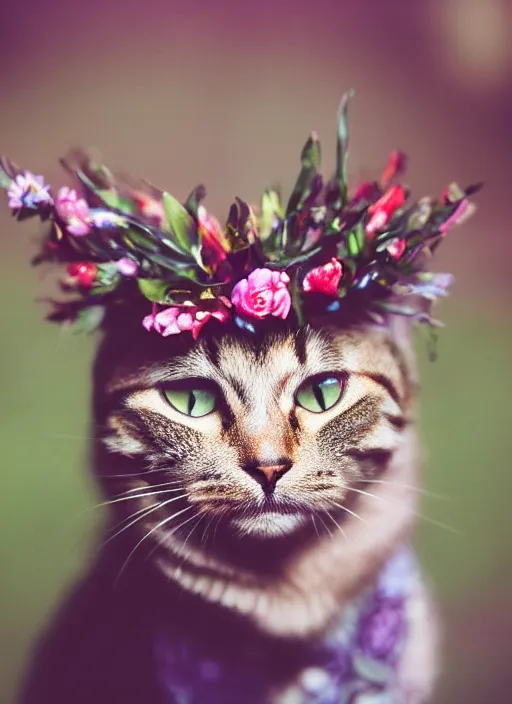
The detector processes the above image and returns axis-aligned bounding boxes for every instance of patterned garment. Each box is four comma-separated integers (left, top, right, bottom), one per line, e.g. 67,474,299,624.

155,547,420,703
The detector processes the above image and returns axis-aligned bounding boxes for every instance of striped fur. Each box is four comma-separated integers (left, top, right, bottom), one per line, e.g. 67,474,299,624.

94,319,429,641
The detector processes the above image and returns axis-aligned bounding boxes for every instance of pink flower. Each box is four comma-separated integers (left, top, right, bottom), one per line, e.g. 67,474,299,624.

142,306,193,336
231,268,291,320
7,172,53,209
303,258,343,296
116,257,139,277
386,239,406,260
143,300,231,340
191,306,231,340
55,186,92,236
366,185,406,237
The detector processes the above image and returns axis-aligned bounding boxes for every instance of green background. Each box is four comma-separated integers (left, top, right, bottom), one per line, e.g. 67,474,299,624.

1,1,512,701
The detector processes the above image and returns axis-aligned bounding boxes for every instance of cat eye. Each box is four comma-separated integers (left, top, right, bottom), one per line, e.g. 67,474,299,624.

162,384,217,418
295,374,344,413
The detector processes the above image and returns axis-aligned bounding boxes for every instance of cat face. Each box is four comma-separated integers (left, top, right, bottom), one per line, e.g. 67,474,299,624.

96,320,413,552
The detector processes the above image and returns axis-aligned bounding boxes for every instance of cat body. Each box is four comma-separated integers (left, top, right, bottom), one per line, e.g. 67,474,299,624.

20,316,438,703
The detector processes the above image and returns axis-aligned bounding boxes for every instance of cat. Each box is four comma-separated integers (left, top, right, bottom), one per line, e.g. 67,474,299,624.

19,302,438,704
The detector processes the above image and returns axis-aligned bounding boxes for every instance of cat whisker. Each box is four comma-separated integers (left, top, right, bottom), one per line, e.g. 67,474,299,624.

178,513,207,565
93,488,188,509
96,468,167,479
329,500,367,523
310,513,321,540
321,509,342,541
101,493,191,547
358,478,450,502
346,486,462,535
200,511,219,548
115,505,195,585
121,480,185,494
102,503,164,548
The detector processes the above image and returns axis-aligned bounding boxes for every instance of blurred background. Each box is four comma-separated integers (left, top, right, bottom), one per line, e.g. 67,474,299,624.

0,0,511,701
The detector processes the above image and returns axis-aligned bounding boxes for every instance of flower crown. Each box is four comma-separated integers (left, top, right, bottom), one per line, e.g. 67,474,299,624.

1,91,479,338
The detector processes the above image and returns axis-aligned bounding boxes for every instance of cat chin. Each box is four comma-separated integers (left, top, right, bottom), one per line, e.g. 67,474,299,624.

230,511,307,539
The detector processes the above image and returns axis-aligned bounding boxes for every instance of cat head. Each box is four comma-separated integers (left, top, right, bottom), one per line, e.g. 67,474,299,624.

93,310,416,553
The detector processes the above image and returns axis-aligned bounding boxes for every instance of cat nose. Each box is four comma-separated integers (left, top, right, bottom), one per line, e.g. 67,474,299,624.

245,460,292,493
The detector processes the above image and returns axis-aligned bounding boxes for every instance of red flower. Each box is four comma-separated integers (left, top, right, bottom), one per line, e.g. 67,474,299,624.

198,206,230,272
131,191,165,227
366,185,406,237
303,258,343,296
351,182,379,205
380,151,407,189
387,239,406,260
66,262,98,289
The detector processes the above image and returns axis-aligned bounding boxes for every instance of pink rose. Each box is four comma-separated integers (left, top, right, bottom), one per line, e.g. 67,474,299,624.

386,239,406,260
303,258,343,296
231,268,291,320
55,186,92,236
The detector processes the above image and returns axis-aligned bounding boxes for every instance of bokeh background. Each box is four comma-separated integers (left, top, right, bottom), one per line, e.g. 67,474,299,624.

1,0,511,701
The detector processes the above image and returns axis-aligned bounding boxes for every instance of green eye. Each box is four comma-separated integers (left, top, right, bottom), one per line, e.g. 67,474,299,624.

296,375,344,413
162,387,217,418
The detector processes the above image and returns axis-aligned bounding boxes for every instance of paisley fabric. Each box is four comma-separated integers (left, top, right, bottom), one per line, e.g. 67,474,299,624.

154,547,420,703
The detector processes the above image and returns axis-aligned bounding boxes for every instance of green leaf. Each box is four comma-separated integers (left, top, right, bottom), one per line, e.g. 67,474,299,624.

444,182,465,202
122,228,161,254
95,189,121,209
0,156,20,187
185,185,207,217
285,132,321,219
352,654,393,686
270,246,322,268
347,231,360,257
290,268,305,326
259,189,283,240
71,305,105,334
95,262,121,288
0,167,12,189
137,278,170,303
162,192,198,252
335,89,355,207
355,221,365,252
225,198,253,251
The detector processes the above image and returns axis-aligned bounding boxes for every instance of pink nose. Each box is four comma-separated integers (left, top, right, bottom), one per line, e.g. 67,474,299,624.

252,461,292,492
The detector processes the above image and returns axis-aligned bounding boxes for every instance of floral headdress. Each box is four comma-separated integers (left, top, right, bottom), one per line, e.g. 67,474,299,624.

1,91,479,338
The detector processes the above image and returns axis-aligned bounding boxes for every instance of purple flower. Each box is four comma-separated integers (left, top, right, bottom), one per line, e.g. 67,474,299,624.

357,596,405,663
7,172,53,210
89,209,128,229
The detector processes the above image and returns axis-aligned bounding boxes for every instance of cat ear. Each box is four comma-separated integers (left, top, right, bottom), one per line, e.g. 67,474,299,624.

386,313,419,386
